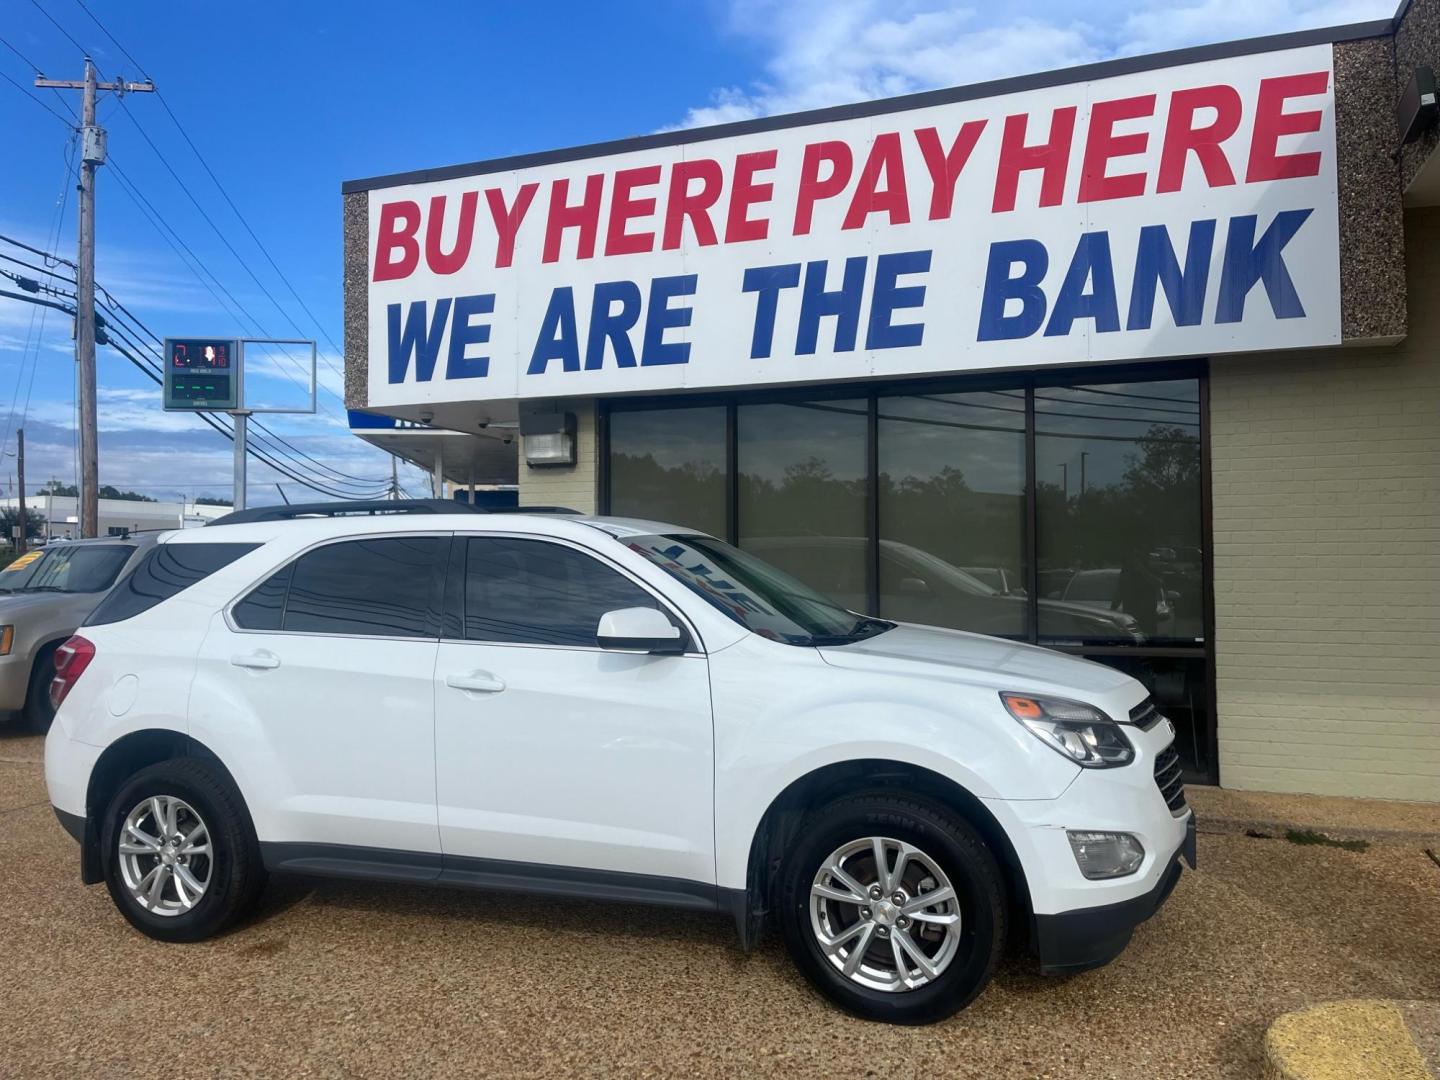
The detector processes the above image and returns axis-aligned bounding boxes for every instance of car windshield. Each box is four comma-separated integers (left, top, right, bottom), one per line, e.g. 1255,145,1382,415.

19,544,134,594
625,533,894,646
0,549,48,592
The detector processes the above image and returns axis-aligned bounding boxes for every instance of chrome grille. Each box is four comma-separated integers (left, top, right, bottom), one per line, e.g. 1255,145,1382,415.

1153,745,1187,815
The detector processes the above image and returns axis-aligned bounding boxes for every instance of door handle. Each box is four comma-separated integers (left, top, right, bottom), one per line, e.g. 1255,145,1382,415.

231,651,280,670
445,670,506,694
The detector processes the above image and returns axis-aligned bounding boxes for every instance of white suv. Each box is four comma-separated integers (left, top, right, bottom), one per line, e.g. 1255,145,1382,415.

45,512,1194,1024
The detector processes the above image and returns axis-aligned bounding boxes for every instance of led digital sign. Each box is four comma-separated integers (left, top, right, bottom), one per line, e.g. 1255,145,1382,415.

162,337,239,410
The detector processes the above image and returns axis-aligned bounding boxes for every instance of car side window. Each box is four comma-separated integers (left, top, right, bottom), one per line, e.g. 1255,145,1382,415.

233,537,444,639
461,536,663,647
231,561,293,631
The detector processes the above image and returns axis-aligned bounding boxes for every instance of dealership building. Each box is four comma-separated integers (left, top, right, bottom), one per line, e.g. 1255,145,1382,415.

342,6,1440,802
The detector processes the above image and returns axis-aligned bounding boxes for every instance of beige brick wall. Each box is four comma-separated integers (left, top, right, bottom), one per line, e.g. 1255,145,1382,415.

517,402,599,514
1210,208,1440,802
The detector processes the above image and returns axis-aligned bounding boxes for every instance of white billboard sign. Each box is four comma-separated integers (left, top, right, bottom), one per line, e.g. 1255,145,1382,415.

363,43,1339,408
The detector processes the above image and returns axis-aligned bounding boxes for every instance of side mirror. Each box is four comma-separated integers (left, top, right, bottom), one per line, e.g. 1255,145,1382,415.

597,607,685,654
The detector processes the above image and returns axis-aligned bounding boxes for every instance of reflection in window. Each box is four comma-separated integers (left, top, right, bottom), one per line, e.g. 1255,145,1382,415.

1098,655,1210,778
609,408,726,536
738,400,868,608
878,392,1027,637
1035,381,1204,644
283,537,442,638
463,537,660,647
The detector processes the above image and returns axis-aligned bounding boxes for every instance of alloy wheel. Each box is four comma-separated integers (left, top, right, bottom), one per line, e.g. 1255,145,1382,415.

808,835,962,992
117,795,213,917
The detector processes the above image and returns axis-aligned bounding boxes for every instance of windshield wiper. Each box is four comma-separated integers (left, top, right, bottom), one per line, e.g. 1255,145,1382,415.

808,617,895,647
21,585,65,593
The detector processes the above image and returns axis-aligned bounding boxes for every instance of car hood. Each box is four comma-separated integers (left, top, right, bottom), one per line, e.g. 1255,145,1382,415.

0,590,98,622
817,622,1142,699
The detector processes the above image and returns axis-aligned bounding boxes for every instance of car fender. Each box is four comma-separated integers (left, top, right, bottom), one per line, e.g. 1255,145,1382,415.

709,636,1079,890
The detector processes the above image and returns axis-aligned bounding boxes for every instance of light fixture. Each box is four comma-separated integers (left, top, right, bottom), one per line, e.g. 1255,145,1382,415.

520,411,576,468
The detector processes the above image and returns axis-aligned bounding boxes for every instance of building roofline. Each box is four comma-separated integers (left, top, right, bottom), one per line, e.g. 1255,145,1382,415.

341,18,1395,195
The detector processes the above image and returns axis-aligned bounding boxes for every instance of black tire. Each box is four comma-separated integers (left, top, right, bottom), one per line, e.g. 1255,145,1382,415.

100,758,266,943
777,792,1007,1024
21,646,57,732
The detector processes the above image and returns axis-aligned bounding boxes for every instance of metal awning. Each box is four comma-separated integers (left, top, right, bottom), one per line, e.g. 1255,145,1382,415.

349,413,517,486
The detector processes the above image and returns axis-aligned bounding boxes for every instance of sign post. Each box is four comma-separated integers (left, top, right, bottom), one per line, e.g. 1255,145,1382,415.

163,337,317,511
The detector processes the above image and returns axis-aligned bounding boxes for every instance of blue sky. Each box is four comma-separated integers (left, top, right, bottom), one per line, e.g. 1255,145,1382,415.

0,0,1393,504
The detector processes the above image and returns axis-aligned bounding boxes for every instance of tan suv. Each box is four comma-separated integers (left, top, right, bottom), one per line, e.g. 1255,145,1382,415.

0,534,158,729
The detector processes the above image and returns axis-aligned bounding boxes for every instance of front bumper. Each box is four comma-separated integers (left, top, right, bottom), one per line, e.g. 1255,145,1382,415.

0,653,32,711
1034,813,1195,973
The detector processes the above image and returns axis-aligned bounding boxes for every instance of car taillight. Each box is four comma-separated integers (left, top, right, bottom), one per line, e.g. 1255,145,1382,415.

49,635,96,711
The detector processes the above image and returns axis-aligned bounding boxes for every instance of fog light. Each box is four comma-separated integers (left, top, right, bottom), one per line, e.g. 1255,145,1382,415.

1067,831,1145,879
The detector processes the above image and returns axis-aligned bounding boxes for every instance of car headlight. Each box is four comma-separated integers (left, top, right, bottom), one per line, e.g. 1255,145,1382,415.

0,625,12,656
999,692,1134,768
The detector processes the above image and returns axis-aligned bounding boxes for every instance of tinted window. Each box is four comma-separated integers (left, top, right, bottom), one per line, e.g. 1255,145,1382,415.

87,543,259,626
281,537,443,638
24,544,134,594
463,537,661,647
231,561,293,631
1036,380,1203,643
608,407,727,536
738,400,868,601
878,391,1027,638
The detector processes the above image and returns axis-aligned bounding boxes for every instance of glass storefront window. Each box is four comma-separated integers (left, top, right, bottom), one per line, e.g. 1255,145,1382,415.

737,400,868,609
1035,381,1204,645
608,407,726,537
877,392,1027,638
605,372,1214,782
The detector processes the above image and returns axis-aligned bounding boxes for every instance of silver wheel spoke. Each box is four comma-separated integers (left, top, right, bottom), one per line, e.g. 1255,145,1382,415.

870,837,891,892
818,918,868,955
174,865,205,905
889,932,908,983
842,922,877,976
149,797,170,840
827,862,868,900
890,843,913,893
123,823,160,850
907,908,960,926
146,865,170,909
904,885,956,914
895,928,940,982
811,882,863,905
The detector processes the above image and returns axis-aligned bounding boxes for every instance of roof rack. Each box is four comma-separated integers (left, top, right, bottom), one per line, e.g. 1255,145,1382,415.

205,499,578,526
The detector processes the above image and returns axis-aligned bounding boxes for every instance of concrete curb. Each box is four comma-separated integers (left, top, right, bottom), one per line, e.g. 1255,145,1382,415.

1262,1000,1437,1080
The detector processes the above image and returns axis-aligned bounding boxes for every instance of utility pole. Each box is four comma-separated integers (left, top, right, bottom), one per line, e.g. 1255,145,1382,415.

36,60,154,537
16,429,27,556
391,454,399,500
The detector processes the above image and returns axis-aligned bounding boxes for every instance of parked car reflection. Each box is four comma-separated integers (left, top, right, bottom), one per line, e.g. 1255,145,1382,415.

743,536,1147,643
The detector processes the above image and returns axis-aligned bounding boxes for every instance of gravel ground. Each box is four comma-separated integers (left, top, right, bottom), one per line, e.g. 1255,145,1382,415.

1,727,1436,1080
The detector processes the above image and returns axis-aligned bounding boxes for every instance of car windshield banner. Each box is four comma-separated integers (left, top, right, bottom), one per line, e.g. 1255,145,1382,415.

362,43,1339,407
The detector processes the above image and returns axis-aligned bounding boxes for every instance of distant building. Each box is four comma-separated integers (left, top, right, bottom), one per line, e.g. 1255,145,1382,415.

0,494,230,538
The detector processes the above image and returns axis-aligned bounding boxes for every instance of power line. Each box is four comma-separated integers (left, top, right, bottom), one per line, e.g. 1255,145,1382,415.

0,246,393,495
0,67,73,125
0,31,45,73
26,4,344,414
70,0,149,77
65,2,346,372
27,0,90,57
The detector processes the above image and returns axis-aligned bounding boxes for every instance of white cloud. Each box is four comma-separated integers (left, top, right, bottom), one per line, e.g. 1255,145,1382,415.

673,0,1395,128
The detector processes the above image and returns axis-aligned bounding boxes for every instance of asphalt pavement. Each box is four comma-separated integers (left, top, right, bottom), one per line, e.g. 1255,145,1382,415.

1,726,1436,1079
